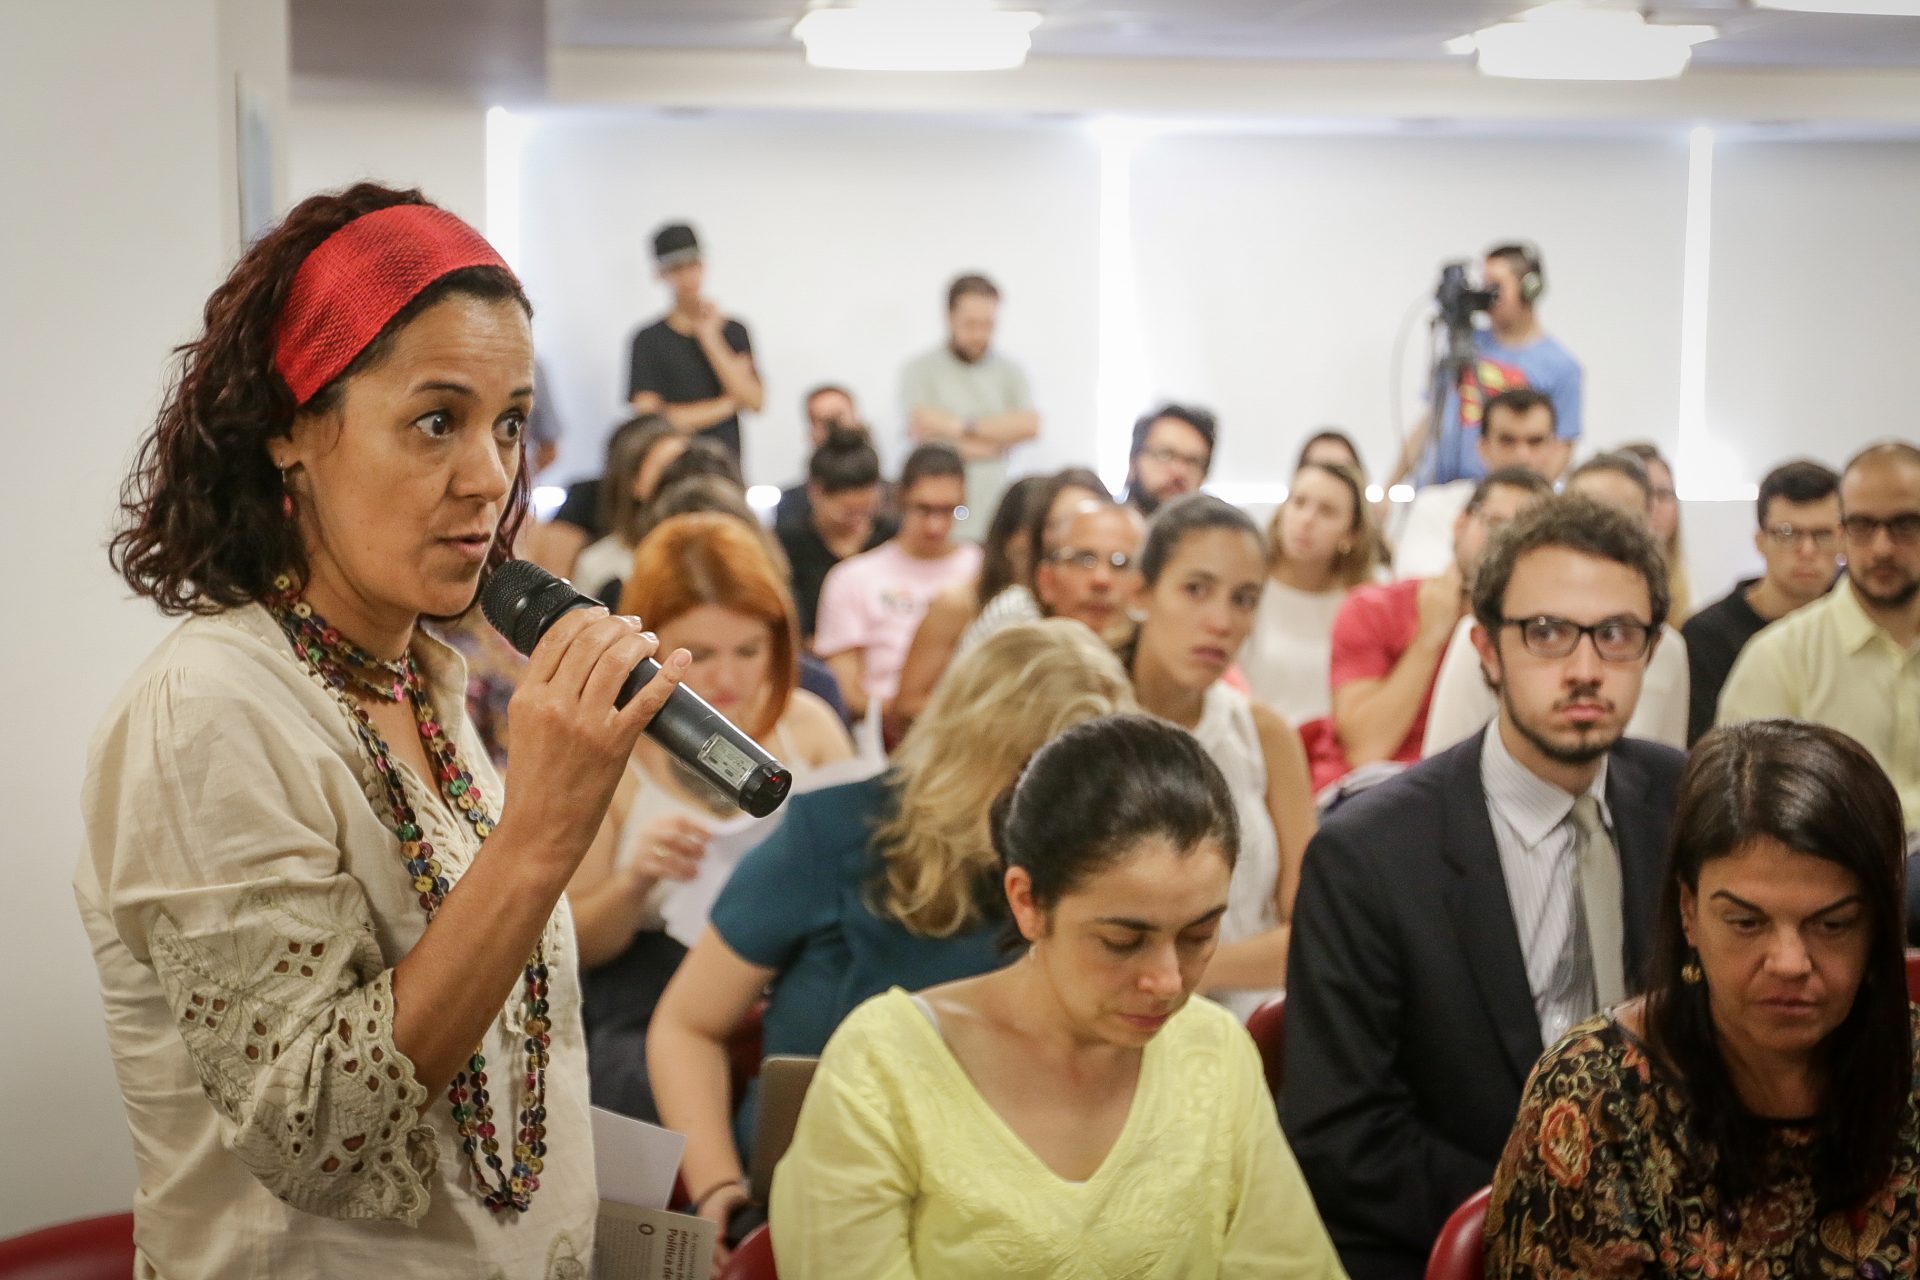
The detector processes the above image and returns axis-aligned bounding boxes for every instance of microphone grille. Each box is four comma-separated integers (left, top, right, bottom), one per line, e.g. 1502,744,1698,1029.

481,559,558,652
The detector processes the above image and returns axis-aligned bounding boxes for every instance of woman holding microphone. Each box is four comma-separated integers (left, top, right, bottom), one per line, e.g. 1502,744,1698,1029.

80,183,680,1278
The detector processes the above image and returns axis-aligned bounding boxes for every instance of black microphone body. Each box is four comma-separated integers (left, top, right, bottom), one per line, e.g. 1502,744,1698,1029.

481,560,793,818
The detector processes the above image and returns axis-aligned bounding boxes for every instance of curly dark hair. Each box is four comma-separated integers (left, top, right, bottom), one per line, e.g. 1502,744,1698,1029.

110,182,532,615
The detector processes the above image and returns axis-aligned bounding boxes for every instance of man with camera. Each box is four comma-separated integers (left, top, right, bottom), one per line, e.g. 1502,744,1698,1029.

1390,243,1584,493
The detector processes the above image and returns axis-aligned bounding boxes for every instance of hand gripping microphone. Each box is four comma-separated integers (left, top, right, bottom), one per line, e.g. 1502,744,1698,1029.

481,559,793,818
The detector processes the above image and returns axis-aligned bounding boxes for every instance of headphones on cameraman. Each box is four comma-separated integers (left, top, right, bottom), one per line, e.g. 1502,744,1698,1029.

1488,241,1546,305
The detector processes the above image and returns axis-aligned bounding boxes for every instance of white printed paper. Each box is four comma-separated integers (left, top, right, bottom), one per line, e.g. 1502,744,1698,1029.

591,1105,685,1211
657,751,888,948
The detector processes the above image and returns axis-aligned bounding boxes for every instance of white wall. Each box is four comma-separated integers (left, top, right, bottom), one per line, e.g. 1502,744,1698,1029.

510,108,1103,489
0,0,287,1238
1703,137,1920,482
287,96,489,228
1124,131,1690,488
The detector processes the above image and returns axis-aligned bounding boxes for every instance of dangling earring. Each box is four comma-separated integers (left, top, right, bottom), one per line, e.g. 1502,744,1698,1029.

280,465,297,520
1681,953,1703,985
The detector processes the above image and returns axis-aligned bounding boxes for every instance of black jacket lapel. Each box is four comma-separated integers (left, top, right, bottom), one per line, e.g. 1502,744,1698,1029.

1435,732,1546,1085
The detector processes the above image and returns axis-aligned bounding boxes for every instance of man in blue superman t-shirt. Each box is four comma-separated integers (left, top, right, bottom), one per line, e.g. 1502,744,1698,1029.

1398,243,1584,489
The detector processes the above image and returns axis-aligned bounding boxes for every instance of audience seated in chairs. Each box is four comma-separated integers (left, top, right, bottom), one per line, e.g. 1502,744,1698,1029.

1321,467,1550,791
1718,441,1920,834
565,413,681,593
1486,720,1920,1278
1393,388,1564,582
1120,494,1316,1015
774,425,894,645
566,514,854,1123
812,442,980,722
959,468,1112,655
1284,495,1686,1279
639,476,848,723
887,472,1055,737
646,620,1133,1264
1240,460,1384,727
769,714,1344,1278
1681,458,1841,746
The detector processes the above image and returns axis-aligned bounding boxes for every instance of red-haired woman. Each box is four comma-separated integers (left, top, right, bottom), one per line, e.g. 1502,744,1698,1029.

567,513,854,1122
81,184,683,1277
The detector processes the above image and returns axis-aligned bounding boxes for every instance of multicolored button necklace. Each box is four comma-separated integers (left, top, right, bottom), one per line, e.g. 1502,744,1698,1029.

266,576,552,1215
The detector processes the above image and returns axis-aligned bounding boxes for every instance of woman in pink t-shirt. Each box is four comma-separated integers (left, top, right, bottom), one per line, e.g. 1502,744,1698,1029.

813,443,981,721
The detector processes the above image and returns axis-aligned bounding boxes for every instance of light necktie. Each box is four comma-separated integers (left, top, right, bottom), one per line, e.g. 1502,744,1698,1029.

1570,794,1626,1008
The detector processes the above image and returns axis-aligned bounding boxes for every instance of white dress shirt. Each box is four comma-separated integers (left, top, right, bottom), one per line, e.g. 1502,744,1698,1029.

1480,723,1614,1049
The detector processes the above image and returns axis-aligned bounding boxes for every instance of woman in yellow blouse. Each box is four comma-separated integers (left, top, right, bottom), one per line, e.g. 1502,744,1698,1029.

769,713,1345,1278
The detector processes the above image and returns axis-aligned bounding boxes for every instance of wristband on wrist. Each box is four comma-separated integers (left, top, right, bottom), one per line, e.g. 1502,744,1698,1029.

692,1177,746,1211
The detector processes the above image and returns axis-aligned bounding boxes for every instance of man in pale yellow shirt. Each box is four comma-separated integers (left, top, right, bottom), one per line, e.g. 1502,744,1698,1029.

1718,441,1920,830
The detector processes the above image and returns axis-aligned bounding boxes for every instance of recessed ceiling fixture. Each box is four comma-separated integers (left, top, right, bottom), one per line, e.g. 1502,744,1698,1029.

1454,3,1717,80
1752,0,1920,12
793,1,1043,72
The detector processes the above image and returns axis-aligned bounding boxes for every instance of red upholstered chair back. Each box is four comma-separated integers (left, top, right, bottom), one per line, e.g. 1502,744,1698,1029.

720,1223,777,1280
0,1213,136,1280
1424,1186,1491,1280
1905,949,1920,1002
1244,993,1287,1098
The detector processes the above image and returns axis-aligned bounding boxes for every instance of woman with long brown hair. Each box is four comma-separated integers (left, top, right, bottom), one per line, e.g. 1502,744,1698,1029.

1240,461,1383,726
82,184,682,1276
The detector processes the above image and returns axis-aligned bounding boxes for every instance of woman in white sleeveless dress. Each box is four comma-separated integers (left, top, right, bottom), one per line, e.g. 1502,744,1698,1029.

1239,461,1384,726
565,514,853,1120
1121,495,1318,1018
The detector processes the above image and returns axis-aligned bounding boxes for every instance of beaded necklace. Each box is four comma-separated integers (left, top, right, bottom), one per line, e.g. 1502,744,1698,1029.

266,577,551,1215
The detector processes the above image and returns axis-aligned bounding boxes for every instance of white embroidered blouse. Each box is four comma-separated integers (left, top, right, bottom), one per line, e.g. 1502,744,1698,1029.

76,605,596,1280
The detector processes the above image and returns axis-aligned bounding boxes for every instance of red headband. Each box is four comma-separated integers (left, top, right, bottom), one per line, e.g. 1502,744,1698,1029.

273,204,516,406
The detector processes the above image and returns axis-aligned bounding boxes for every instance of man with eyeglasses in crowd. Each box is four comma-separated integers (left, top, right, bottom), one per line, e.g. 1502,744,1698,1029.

813,443,981,722
1681,459,1842,745
1122,403,1215,517
1285,494,1686,1280
1033,499,1145,640
1317,467,1552,791
1425,451,1691,754
1719,441,1920,832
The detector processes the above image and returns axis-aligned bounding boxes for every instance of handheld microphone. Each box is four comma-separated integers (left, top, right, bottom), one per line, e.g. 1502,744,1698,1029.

481,559,793,818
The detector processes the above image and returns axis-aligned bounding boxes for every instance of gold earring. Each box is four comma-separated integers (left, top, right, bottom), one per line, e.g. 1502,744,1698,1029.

1681,955,1703,985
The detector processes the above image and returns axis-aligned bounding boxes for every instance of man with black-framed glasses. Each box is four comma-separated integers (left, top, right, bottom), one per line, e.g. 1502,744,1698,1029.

1122,404,1215,517
1720,442,1920,830
1682,459,1841,745
1285,495,1684,1279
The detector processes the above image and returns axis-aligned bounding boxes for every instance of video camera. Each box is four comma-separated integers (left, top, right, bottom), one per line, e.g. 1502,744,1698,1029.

1435,261,1496,334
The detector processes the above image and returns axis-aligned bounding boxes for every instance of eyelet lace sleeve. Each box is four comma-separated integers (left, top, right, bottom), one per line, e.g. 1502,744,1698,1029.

148,881,435,1222
85,660,438,1223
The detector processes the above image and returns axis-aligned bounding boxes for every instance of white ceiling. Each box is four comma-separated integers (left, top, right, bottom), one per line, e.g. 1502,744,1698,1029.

288,0,1920,104
552,0,1920,69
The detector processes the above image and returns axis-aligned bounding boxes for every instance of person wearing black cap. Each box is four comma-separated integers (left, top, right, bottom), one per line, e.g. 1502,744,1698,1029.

627,221,763,461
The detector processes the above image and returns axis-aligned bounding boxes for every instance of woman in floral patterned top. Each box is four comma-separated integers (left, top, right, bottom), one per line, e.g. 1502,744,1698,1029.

1487,719,1918,1280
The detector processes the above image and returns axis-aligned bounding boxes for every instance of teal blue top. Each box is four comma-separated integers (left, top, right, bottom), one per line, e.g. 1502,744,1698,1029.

710,774,1007,1144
